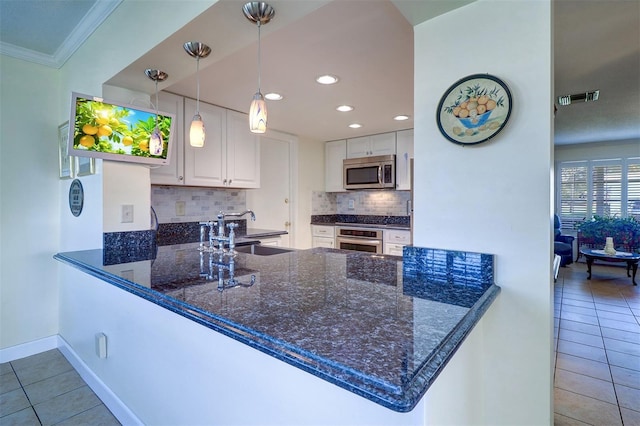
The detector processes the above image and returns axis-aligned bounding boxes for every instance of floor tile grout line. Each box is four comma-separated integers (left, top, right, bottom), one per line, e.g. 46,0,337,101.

8,361,44,425
554,270,632,425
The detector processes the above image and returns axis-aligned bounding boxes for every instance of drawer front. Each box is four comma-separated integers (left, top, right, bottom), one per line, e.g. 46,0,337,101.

385,230,411,244
312,225,335,238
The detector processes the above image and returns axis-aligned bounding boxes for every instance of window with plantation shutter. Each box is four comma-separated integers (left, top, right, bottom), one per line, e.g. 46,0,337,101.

559,162,587,230
591,160,622,218
557,157,640,229
628,160,640,220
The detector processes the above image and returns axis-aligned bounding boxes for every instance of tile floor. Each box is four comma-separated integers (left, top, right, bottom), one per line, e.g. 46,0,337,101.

554,261,640,425
0,349,120,425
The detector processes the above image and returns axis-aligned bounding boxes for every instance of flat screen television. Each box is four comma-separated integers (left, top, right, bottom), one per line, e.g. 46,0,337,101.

68,92,175,166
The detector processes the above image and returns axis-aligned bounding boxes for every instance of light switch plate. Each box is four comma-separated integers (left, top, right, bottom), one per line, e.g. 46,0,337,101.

176,201,186,216
121,205,134,223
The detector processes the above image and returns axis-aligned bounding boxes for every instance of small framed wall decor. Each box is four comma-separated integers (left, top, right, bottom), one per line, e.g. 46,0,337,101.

436,74,512,146
58,122,73,179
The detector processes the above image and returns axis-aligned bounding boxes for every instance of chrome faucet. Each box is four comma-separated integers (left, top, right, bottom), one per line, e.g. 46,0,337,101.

223,210,256,222
198,210,256,254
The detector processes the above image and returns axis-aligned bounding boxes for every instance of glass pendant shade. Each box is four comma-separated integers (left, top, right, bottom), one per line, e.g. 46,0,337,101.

190,114,206,147
249,92,267,134
149,129,163,156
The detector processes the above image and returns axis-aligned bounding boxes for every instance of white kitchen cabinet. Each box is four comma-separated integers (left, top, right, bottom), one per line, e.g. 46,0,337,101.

182,99,260,188
325,140,347,192
395,129,413,190
346,132,396,158
150,92,185,185
383,229,411,256
311,225,335,248
225,109,260,188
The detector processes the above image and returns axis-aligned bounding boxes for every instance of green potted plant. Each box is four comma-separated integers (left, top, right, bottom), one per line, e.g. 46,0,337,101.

577,215,640,253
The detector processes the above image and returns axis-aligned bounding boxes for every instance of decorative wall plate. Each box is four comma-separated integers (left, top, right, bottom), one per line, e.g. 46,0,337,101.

437,74,512,145
69,179,84,217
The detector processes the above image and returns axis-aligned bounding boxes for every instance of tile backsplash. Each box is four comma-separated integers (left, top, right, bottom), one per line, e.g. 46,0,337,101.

312,190,411,216
151,185,246,224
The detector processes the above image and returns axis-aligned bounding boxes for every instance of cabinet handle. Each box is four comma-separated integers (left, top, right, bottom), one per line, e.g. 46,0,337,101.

223,179,227,185
228,179,232,185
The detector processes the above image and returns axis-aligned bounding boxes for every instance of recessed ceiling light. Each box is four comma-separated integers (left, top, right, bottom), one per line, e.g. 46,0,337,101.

336,105,353,112
348,123,362,129
316,74,339,85
265,92,283,101
394,115,410,121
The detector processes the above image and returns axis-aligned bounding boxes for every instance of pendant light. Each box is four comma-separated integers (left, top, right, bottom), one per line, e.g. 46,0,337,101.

183,41,211,147
145,68,168,156
243,2,275,134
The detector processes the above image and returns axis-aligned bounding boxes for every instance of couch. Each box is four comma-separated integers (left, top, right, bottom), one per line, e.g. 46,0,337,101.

554,215,574,267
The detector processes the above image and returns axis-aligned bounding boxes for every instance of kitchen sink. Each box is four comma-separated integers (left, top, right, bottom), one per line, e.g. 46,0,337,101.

235,245,293,256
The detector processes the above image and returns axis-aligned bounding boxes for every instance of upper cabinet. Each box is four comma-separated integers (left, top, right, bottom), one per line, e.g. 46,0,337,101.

325,129,413,192
151,95,260,189
346,132,396,158
325,139,347,192
150,92,185,185
395,129,414,191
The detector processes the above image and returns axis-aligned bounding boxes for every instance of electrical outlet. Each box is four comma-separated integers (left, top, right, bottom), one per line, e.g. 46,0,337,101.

121,205,134,223
348,199,355,210
176,201,186,216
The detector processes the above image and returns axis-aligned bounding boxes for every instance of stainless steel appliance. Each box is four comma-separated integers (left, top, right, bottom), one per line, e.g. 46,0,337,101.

336,226,383,254
343,155,395,190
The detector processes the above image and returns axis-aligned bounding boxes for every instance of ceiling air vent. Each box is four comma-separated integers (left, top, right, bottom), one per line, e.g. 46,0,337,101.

557,90,599,106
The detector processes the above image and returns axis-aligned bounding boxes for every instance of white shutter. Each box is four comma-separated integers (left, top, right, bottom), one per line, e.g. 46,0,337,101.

559,162,588,230
627,159,640,220
591,160,622,218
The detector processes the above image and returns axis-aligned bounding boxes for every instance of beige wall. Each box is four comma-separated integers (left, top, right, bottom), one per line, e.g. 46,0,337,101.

0,0,217,350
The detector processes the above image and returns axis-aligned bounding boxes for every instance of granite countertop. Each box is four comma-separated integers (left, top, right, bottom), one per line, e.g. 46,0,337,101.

310,214,411,230
54,243,499,412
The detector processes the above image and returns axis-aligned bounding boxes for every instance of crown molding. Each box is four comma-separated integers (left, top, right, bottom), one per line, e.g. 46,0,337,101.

0,0,122,69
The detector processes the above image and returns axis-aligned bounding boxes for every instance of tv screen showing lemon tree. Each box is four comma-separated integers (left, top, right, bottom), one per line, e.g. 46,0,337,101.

68,92,175,166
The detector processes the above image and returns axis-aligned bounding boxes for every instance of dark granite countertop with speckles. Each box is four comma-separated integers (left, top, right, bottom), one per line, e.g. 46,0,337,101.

54,243,499,412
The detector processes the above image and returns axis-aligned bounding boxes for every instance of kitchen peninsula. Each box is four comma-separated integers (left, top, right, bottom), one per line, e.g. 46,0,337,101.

55,243,499,424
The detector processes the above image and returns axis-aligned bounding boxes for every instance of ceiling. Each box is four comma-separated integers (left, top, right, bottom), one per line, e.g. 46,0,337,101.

1,0,638,145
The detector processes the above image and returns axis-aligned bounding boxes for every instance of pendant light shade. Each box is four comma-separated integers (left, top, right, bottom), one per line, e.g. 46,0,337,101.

183,41,211,147
249,92,267,134
243,2,274,134
190,114,206,148
145,68,168,156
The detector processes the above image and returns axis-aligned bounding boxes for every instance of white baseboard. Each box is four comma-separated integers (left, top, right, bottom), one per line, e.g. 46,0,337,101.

0,335,142,426
0,335,58,363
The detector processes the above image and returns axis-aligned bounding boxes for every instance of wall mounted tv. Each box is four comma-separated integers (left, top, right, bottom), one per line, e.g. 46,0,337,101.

68,92,175,166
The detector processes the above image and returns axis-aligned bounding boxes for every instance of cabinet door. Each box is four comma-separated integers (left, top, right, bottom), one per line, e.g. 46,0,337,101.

325,140,347,192
384,243,404,256
369,132,396,156
395,129,413,190
226,110,260,188
151,92,185,185
346,136,370,158
346,133,396,158
312,236,334,248
184,99,226,187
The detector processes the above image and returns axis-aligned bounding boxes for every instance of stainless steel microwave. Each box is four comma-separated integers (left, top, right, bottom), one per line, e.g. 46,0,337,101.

343,155,395,190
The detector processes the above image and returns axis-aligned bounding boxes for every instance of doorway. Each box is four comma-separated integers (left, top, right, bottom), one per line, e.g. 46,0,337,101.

246,130,297,247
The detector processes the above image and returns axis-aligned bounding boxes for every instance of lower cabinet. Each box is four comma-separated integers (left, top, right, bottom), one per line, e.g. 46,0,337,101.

311,225,335,248
383,229,411,255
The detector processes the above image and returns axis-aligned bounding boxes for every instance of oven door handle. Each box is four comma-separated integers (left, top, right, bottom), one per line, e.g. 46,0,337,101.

377,165,382,186
337,238,382,246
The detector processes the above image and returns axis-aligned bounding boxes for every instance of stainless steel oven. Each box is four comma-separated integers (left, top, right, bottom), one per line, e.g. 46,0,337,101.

335,226,383,254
